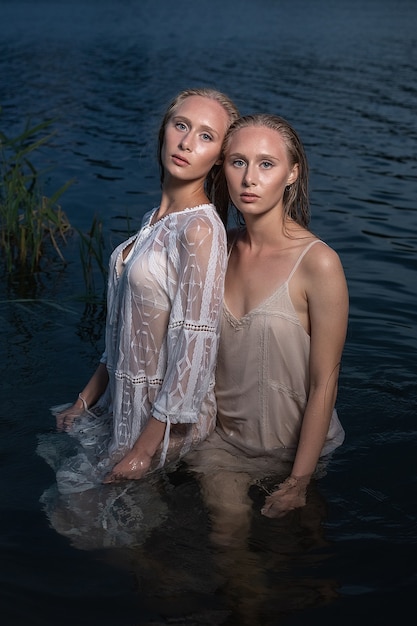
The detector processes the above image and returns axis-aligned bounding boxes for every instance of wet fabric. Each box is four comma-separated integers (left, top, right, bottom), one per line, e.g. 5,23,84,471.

38,204,227,495
188,239,345,476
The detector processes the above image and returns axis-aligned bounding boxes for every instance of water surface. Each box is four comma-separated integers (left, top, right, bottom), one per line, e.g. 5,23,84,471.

1,0,416,624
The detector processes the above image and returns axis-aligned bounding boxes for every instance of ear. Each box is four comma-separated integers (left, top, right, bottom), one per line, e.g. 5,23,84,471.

287,163,299,185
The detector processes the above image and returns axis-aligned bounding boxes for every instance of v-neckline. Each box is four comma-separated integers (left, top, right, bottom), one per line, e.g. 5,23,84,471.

223,280,288,324
223,239,321,324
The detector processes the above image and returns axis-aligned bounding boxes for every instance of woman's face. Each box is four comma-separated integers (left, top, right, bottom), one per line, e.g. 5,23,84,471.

224,125,298,219
161,95,230,184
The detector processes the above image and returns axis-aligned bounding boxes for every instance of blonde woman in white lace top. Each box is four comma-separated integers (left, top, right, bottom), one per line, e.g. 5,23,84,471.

54,88,240,488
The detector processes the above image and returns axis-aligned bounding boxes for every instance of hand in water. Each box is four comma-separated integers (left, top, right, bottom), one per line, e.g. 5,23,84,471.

104,416,165,483
261,475,310,519
103,449,152,483
55,392,91,432
56,403,84,432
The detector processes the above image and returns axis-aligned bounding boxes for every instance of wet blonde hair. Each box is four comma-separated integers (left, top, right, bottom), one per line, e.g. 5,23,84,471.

223,113,310,228
157,88,240,225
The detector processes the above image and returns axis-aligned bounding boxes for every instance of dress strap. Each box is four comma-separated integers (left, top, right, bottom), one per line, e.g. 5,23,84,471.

287,239,325,283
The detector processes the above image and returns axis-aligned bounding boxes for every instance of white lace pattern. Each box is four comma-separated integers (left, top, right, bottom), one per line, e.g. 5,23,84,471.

97,203,227,465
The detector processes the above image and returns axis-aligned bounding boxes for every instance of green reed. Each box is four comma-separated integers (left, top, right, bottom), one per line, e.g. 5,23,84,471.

0,110,114,302
0,110,73,271
78,214,108,299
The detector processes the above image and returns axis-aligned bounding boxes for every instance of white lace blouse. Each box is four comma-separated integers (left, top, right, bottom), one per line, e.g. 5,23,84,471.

97,203,227,467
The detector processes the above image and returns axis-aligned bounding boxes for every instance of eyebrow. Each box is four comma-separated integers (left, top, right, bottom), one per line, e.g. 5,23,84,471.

227,151,279,161
172,115,220,138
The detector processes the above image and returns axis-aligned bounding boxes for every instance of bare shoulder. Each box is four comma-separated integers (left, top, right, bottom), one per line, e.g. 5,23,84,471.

304,240,345,277
301,240,349,312
289,237,348,334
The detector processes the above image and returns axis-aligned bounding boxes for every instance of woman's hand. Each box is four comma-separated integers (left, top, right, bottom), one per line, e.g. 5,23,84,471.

261,475,311,519
103,416,166,483
103,450,152,483
56,398,85,432
56,364,109,432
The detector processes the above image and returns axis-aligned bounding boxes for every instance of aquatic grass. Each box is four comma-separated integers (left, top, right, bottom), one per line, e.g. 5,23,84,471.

0,109,74,271
78,214,108,299
1,110,112,302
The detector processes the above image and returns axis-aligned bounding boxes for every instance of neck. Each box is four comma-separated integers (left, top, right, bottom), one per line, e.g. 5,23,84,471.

243,214,306,250
158,177,209,217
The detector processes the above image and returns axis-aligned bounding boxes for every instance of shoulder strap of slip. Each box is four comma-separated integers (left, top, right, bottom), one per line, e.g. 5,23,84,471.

287,239,325,282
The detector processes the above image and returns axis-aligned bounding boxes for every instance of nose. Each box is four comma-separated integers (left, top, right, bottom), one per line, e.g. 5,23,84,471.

243,164,256,186
179,132,192,152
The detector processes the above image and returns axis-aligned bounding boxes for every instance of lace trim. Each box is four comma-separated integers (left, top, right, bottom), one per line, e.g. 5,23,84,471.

148,203,214,227
114,372,164,386
168,320,216,332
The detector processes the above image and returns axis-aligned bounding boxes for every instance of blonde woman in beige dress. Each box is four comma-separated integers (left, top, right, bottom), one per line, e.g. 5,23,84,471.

187,114,349,534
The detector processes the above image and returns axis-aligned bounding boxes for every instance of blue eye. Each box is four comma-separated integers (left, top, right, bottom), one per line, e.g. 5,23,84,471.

232,159,246,168
175,121,187,131
261,161,273,169
201,133,213,141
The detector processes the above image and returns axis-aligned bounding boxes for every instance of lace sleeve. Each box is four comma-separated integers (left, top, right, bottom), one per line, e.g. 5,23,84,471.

152,212,227,424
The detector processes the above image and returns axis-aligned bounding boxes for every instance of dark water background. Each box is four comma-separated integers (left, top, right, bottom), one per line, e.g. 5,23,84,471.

1,0,416,624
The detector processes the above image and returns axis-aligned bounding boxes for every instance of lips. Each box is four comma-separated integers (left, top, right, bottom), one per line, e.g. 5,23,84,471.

240,193,259,202
171,154,190,166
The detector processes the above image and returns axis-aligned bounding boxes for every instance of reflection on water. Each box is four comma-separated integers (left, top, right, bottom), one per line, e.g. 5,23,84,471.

135,476,337,625
1,0,416,624
44,464,339,625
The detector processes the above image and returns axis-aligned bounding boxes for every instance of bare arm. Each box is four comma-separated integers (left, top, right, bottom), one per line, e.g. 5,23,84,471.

103,416,166,482
262,246,348,518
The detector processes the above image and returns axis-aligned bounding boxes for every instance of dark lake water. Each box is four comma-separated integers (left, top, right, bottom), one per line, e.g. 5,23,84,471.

1,0,416,624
